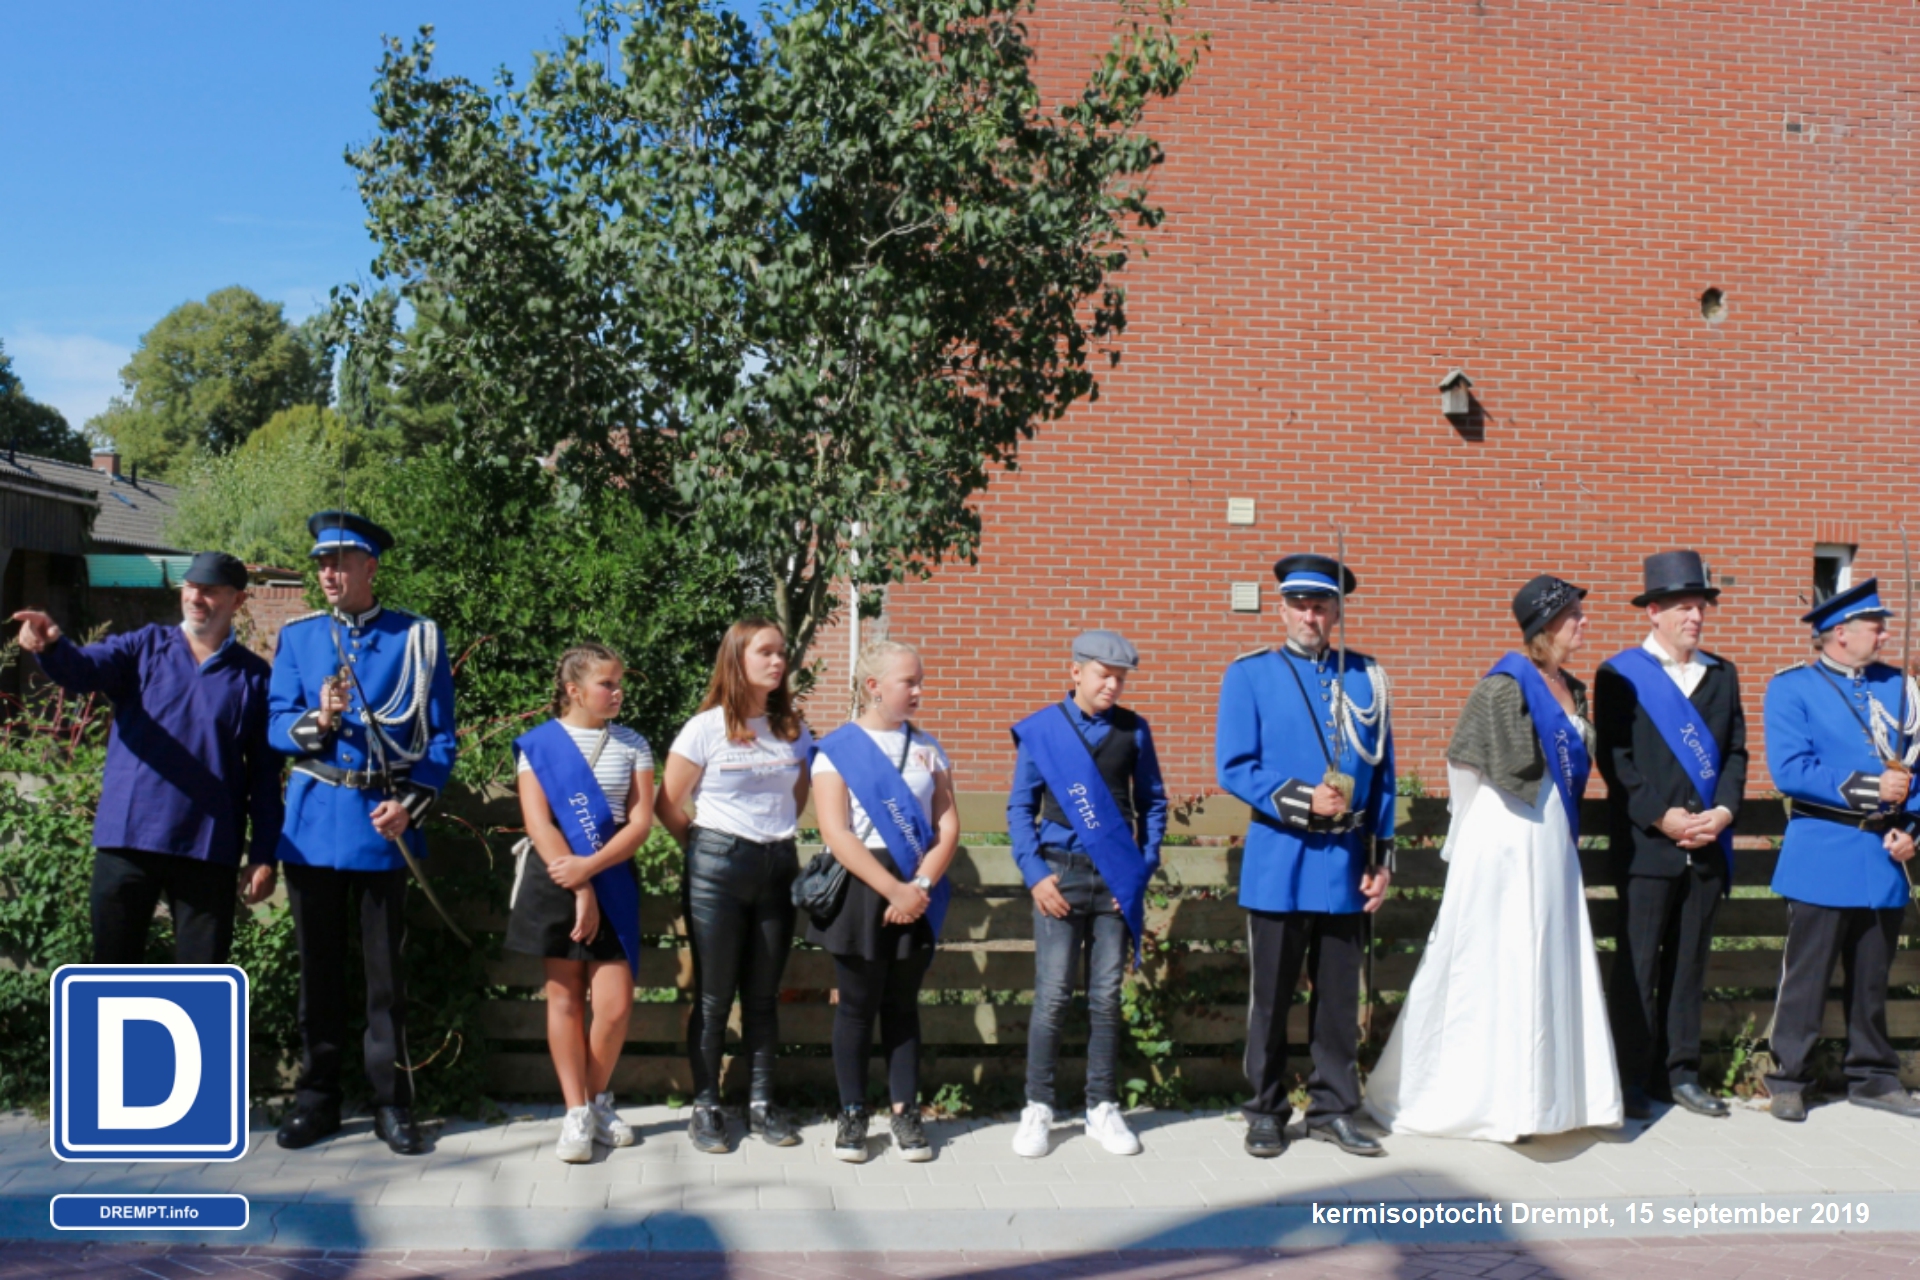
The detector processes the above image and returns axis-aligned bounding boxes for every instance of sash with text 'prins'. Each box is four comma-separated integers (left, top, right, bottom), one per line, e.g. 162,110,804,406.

1009,703,1149,965
819,723,951,939
514,719,642,974
1605,647,1734,883
1487,652,1593,847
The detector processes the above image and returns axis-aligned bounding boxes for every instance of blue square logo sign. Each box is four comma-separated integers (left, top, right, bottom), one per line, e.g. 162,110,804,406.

50,965,248,1162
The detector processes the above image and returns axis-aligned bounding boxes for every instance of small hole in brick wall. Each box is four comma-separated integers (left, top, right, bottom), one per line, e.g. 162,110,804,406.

1700,288,1727,324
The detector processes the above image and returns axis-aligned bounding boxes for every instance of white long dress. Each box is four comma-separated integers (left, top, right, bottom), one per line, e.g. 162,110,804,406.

1364,740,1622,1142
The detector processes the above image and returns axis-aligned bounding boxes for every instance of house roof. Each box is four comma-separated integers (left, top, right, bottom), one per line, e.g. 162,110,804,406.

0,452,181,553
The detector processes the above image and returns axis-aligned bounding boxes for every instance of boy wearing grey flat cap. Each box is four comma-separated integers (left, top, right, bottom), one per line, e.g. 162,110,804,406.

1006,629,1167,1158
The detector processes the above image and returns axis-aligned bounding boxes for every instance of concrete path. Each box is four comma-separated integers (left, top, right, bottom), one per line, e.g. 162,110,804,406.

5,1097,1920,1253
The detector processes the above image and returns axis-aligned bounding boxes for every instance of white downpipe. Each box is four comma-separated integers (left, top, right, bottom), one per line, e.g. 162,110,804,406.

847,522,864,721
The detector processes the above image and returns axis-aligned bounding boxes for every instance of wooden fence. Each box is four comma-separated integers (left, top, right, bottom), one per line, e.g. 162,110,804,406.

452,792,1920,1099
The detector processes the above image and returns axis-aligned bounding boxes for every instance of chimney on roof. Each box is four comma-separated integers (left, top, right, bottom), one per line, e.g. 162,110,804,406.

91,448,121,477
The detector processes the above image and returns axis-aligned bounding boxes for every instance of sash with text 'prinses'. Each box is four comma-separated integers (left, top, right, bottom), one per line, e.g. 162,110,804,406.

819,723,951,939
1605,647,1734,882
1488,652,1593,847
1010,703,1149,965
514,719,642,974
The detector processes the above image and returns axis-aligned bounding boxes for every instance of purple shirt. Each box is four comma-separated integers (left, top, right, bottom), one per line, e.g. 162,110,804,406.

36,623,283,866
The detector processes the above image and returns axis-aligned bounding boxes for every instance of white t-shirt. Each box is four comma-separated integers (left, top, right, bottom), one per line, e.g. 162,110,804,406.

517,722,654,826
669,706,814,841
810,724,949,849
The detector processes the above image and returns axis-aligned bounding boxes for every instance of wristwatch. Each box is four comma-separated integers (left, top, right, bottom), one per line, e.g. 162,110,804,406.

911,875,933,891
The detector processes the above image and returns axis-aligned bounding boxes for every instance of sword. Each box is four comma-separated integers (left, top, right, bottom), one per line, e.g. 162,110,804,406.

1323,526,1355,805
1901,527,1914,765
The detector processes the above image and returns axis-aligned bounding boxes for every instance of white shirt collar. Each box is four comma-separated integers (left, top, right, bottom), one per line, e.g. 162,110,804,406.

1642,633,1717,668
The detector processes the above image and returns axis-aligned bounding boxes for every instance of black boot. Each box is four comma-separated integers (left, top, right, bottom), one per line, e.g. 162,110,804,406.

374,1105,428,1155
749,1101,802,1147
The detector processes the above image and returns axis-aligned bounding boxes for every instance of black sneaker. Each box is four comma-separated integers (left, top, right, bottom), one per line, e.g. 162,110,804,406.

833,1106,871,1163
749,1101,802,1147
889,1108,933,1162
688,1104,729,1154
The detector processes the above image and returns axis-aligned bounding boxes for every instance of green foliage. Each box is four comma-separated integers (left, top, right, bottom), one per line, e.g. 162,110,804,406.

89,287,325,478
166,405,356,567
363,450,766,784
342,0,1200,661
0,340,92,464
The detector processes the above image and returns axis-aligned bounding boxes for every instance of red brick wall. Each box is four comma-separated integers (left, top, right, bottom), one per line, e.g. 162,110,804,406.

237,583,315,659
820,0,1920,800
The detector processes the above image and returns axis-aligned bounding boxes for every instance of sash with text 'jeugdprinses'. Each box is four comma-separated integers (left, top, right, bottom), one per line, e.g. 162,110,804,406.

1605,647,1734,881
514,719,642,974
1010,703,1149,964
819,723,951,939
1488,652,1593,847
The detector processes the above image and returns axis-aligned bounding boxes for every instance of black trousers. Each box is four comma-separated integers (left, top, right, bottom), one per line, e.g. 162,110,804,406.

90,849,241,964
1766,900,1905,1100
1609,862,1723,1092
1243,909,1365,1123
831,948,934,1108
284,863,413,1110
682,828,798,1106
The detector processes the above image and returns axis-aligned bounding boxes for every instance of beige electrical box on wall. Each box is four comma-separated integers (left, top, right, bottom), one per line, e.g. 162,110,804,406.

1226,498,1255,525
1230,582,1262,613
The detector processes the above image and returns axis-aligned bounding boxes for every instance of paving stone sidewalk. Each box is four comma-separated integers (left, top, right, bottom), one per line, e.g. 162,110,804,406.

6,1097,1920,1253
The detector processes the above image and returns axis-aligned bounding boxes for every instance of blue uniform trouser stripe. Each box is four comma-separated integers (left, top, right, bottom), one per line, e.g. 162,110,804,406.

1242,909,1364,1122
1766,900,1904,1098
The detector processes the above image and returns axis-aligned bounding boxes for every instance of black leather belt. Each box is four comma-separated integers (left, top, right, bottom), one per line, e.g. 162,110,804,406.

294,760,403,791
1788,798,1899,833
1307,812,1363,835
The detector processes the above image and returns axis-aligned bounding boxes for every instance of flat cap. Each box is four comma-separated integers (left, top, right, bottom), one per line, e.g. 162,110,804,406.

182,551,249,591
1072,629,1139,670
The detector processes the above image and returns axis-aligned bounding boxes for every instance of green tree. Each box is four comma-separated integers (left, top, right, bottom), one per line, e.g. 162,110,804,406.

0,341,92,464
166,405,356,567
344,0,1199,659
89,286,326,478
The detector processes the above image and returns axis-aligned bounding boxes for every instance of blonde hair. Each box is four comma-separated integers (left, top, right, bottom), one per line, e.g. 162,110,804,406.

551,643,621,717
856,640,920,700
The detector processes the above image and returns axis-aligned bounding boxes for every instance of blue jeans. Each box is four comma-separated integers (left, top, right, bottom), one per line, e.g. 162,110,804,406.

1026,848,1129,1108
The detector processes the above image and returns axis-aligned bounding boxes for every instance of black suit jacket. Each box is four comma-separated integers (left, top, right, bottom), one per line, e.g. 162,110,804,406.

1594,649,1748,879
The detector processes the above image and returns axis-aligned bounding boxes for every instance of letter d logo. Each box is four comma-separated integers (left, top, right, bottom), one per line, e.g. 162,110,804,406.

51,965,248,1162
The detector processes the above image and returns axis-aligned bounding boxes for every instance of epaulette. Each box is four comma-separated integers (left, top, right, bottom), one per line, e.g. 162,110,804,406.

1233,645,1273,662
1774,660,1808,677
282,610,329,628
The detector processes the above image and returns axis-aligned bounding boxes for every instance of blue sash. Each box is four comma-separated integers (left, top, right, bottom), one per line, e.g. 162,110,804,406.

514,719,642,974
1487,652,1593,843
819,723,951,939
1009,702,1150,965
1605,647,1734,882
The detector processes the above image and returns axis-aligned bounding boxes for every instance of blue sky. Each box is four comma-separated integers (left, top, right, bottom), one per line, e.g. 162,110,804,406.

0,2,604,433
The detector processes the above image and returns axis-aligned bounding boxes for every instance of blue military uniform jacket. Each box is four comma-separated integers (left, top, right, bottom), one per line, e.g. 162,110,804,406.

1216,645,1396,914
1766,658,1920,910
269,604,457,871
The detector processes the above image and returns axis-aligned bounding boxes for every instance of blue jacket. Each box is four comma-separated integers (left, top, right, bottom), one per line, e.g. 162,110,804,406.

1215,646,1396,914
37,624,282,866
269,605,457,871
1767,658,1920,909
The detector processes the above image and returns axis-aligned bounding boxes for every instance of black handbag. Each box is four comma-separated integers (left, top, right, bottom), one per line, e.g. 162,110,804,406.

790,721,914,925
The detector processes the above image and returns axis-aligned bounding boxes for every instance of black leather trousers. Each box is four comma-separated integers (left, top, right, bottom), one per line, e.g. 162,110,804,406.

683,826,798,1106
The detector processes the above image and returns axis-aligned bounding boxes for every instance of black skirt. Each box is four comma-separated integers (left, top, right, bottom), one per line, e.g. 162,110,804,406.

505,852,634,964
804,846,935,961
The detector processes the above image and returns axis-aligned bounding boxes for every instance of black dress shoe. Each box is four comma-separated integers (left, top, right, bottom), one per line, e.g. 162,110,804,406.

1622,1086,1654,1121
688,1104,730,1154
275,1104,341,1150
749,1101,802,1147
1244,1114,1287,1159
1769,1091,1807,1123
1307,1114,1384,1157
1672,1082,1730,1118
1851,1089,1920,1118
374,1105,428,1155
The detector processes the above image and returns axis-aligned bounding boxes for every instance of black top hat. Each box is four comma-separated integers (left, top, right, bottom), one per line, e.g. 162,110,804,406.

1631,550,1720,608
1272,553,1358,597
1512,574,1588,642
182,551,249,591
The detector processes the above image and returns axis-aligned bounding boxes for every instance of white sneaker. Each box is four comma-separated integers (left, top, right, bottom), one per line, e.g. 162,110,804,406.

590,1092,635,1147
556,1105,593,1163
1012,1102,1054,1158
1086,1101,1142,1156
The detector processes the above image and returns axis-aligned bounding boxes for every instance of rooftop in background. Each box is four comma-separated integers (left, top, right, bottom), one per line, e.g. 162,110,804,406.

0,448,180,554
